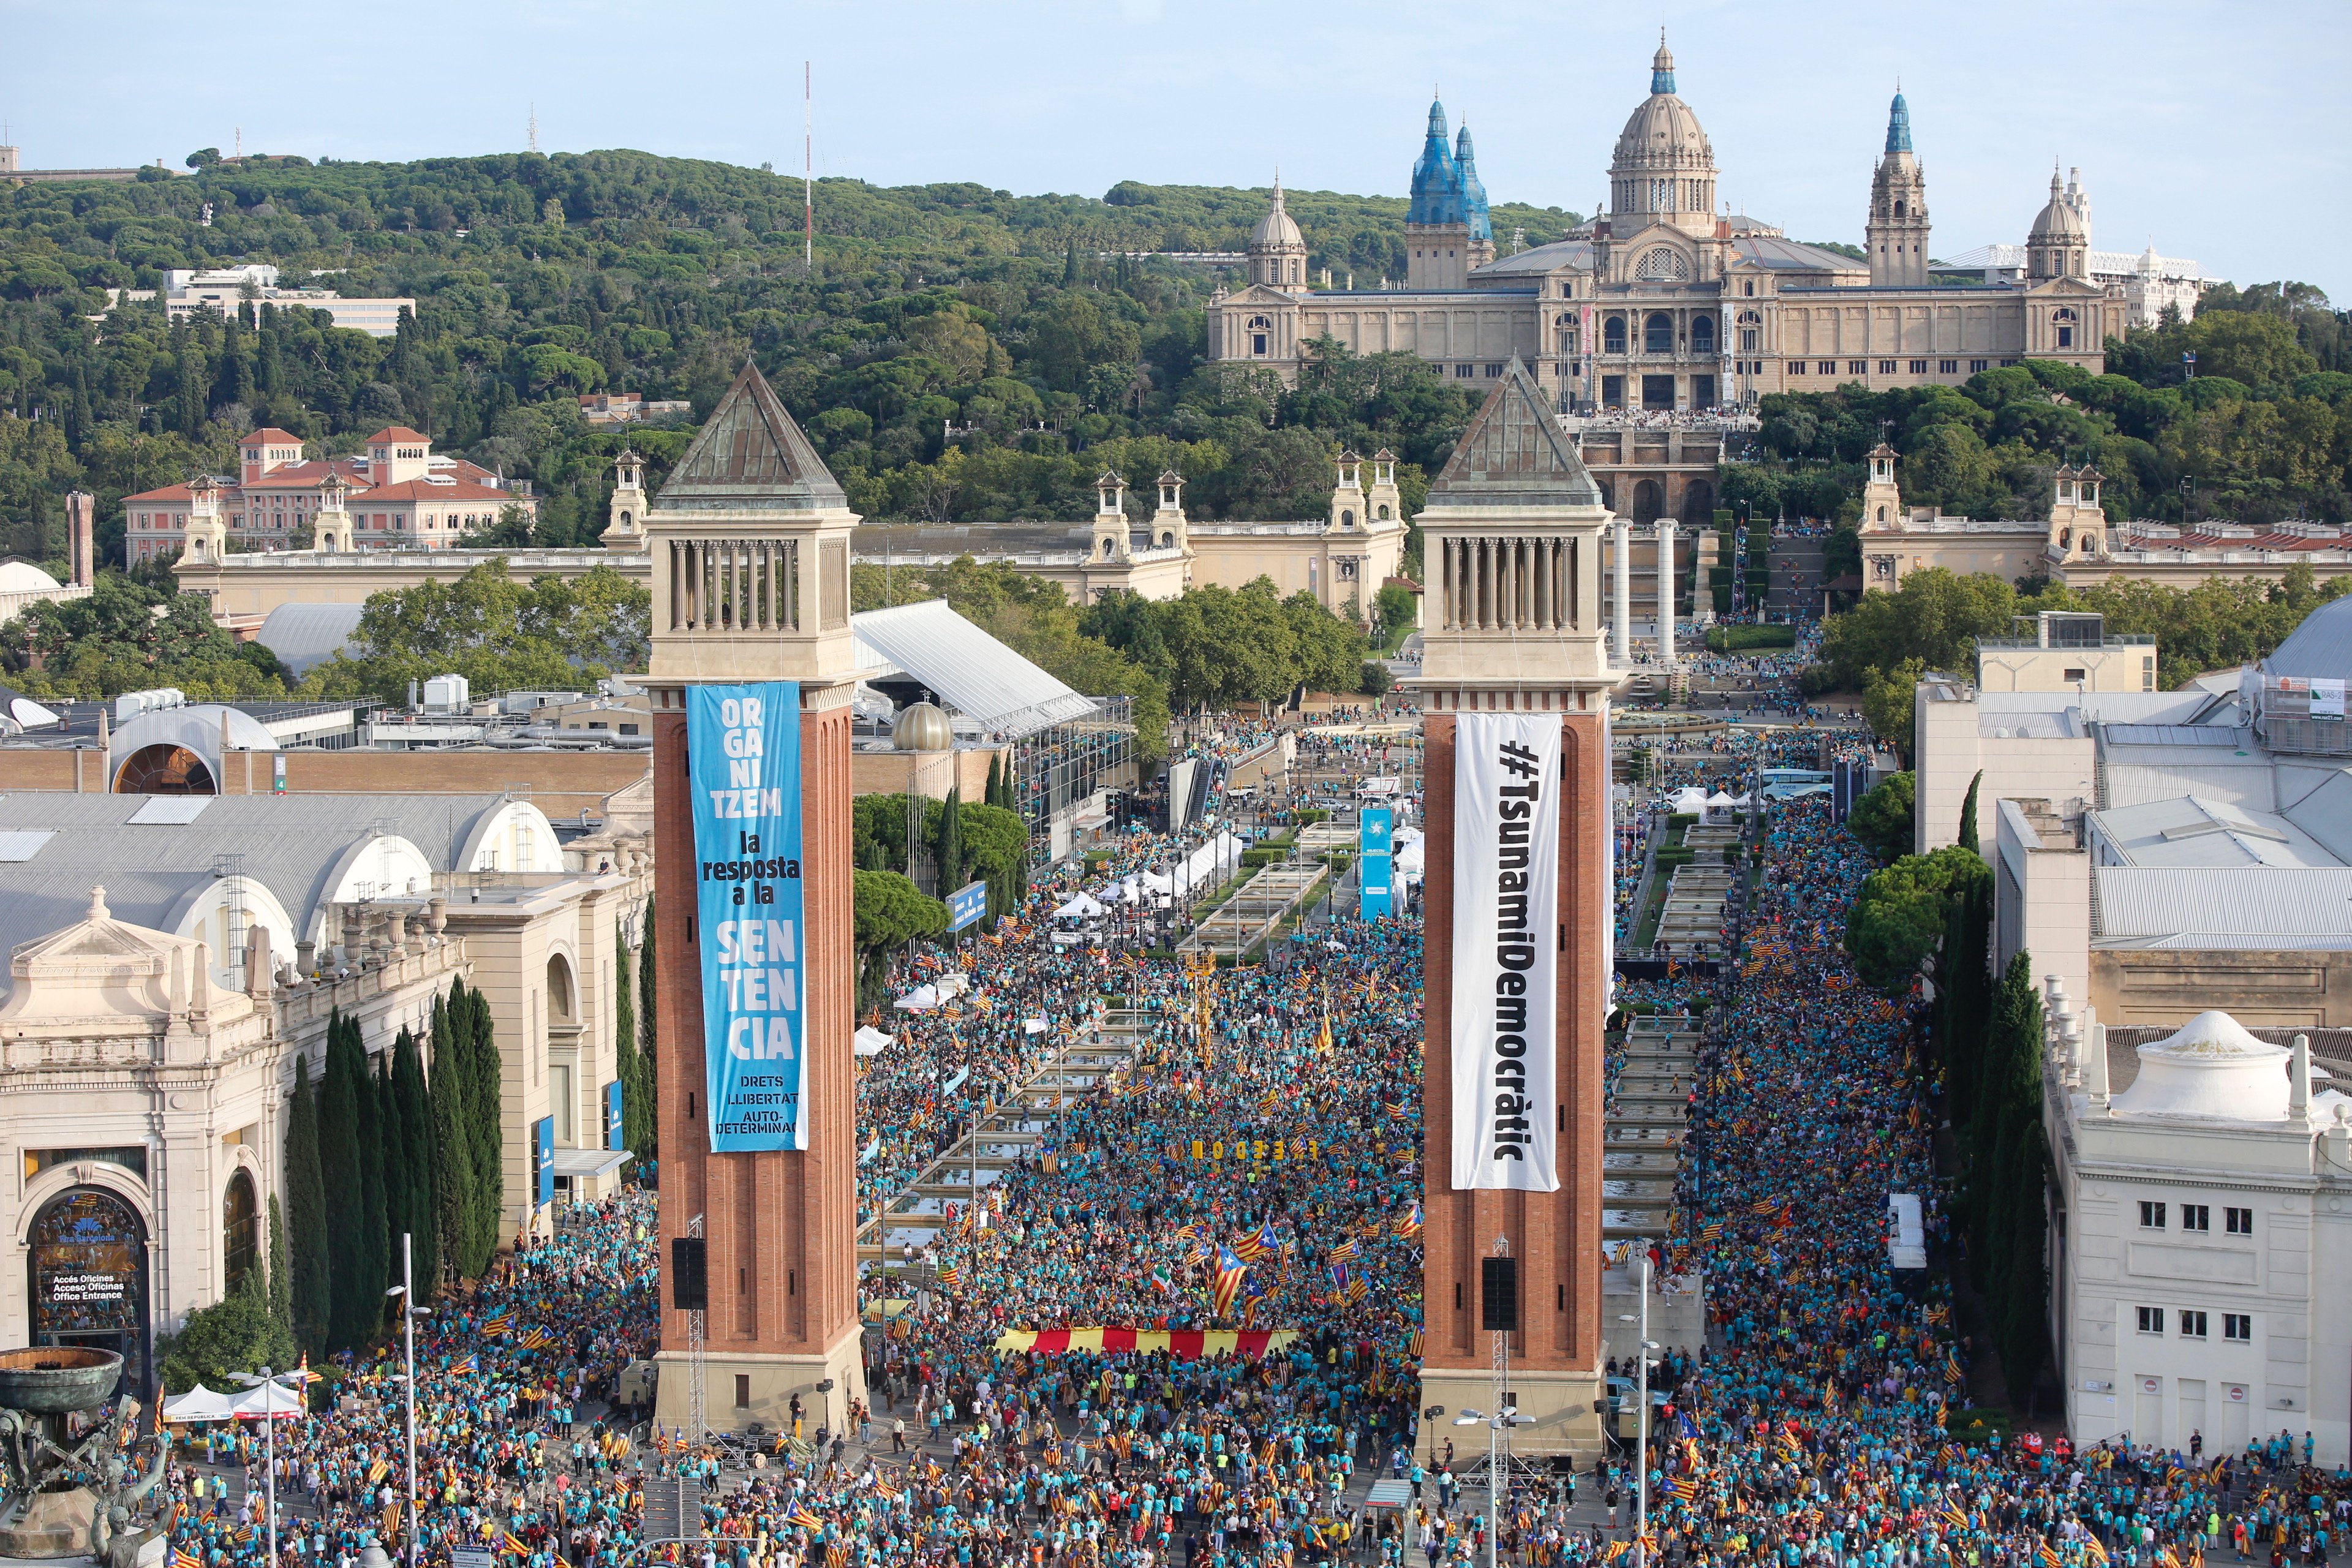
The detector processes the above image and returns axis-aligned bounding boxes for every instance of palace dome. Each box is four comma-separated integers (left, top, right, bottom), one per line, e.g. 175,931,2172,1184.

2109,1010,2290,1123
1250,186,1303,251
2029,171,2086,241
1612,40,1714,173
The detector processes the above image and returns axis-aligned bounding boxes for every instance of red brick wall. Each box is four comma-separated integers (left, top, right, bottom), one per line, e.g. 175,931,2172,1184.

655,696,856,1359
1420,711,1606,1373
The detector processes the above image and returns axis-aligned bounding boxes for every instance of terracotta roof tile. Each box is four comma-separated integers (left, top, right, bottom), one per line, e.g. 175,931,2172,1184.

239,428,304,447
363,426,430,445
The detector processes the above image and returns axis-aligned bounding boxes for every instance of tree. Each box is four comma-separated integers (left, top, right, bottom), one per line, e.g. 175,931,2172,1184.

614,914,639,1164
159,1270,295,1393
350,1015,390,1344
428,990,477,1282
1958,769,1983,856
315,1011,371,1349
1842,845,1989,992
306,560,652,699
853,870,948,1013
1845,771,1915,863
392,1026,436,1292
1861,657,1927,763
1972,951,2050,1404
933,784,964,905
282,1054,330,1355
266,1194,292,1335
377,1049,409,1309
636,902,659,1167
464,984,503,1266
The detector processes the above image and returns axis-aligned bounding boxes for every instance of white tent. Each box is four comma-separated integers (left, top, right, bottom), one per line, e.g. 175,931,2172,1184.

1671,786,1709,816
1887,1193,1927,1271
228,1379,305,1421
1054,892,1109,919
894,985,943,1011
163,1384,236,1423
1393,827,1427,884
935,973,969,998
853,1027,895,1057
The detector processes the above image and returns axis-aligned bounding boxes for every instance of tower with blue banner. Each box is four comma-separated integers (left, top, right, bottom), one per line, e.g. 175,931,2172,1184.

641,358,869,1433
1359,805,1395,919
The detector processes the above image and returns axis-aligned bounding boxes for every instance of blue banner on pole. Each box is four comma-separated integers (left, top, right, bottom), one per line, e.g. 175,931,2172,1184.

605,1079,625,1150
948,881,989,932
535,1116,554,1205
1359,806,1394,919
688,682,808,1152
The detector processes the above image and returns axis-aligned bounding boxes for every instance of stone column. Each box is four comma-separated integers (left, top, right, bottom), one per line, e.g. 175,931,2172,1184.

1657,518,1678,663
1611,520,1631,668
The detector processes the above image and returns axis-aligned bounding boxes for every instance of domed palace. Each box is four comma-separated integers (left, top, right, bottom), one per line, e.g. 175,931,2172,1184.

1207,40,2154,525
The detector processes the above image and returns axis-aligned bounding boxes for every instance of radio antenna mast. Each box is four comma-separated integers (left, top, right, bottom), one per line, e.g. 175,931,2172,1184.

804,62,814,273
528,103,540,154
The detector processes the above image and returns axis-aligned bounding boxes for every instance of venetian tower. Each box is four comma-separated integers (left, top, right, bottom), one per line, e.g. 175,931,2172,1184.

647,360,865,1432
1413,360,1616,1457
1866,90,1931,288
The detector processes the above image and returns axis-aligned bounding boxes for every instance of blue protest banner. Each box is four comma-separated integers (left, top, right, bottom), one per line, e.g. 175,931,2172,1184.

1359,806,1395,920
687,682,808,1152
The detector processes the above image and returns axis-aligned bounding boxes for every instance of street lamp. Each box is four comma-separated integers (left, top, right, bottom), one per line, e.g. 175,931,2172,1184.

229,1366,304,1568
1616,1250,1657,1568
386,1234,432,1568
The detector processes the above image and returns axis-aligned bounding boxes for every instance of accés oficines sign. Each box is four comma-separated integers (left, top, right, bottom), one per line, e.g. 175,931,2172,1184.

688,683,808,1153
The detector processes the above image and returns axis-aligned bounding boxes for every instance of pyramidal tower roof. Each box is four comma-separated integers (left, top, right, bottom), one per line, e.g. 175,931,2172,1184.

1426,360,1602,508
656,359,846,511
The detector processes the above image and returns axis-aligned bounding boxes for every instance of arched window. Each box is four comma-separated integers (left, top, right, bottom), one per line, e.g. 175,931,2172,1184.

114,744,214,795
1893,200,1906,219
222,1170,258,1294
1102,538,1115,559
1635,248,1690,283
1736,310,1762,353
1690,316,1716,355
1376,505,1391,521
1602,316,1628,355
546,955,575,1023
1159,532,1174,547
1643,313,1675,355
1340,511,1355,529
1247,315,1272,358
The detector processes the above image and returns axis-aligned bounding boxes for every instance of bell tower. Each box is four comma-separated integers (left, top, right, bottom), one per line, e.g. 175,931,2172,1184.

1412,360,1614,1457
602,448,647,550
646,360,865,1433
1093,470,1131,563
312,473,356,552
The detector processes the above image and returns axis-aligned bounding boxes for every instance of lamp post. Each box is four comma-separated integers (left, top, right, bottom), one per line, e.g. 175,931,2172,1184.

1616,1251,1656,1568
230,1366,303,1567
386,1235,431,1568
1422,1405,1444,1468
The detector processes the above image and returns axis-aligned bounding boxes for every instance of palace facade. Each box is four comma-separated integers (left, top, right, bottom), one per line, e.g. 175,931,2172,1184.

1207,42,2136,510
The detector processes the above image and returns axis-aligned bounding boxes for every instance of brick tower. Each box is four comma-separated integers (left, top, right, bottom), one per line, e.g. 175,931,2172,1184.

1412,360,1616,1455
647,361,865,1432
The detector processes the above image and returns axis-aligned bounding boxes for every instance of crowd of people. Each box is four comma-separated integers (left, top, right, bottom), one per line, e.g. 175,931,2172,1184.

153,650,2352,1568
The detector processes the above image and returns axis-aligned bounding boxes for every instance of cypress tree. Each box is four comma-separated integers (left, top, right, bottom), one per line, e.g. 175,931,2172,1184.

378,1050,409,1304
393,1027,437,1294
351,1017,389,1343
315,1014,363,1348
637,901,659,1167
614,916,639,1159
428,992,476,1282
266,1194,292,1333
283,1053,330,1354
465,984,504,1266
1959,769,1984,856
935,785,963,903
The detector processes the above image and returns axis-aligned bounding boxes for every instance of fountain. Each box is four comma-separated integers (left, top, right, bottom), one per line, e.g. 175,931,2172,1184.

0,1349,168,1567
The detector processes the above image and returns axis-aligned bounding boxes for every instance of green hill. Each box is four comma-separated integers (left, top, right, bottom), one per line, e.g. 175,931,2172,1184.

0,149,1586,564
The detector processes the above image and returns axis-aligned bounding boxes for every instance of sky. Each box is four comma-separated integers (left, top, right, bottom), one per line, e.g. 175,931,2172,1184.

5,0,2347,298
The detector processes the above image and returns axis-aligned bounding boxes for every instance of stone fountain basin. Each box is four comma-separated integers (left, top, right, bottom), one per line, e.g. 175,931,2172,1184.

0,1348,122,1414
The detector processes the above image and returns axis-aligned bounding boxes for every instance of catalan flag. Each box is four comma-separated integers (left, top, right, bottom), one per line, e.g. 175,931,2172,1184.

1346,1275,1368,1305
503,1534,531,1557
1941,1506,1968,1533
937,1262,963,1292
1329,1237,1362,1264
1924,1305,1950,1326
174,1551,202,1568
452,1354,480,1376
1408,1330,1425,1358
481,1310,514,1338
1213,1247,1249,1318
1699,1222,1724,1243
1749,1199,1777,1216
1316,1014,1333,1055
1943,1352,1964,1387
1395,1200,1423,1238
1668,1478,1700,1502
1387,1101,1414,1122
2083,1537,2108,1565
1604,1542,1630,1563
1233,1220,1278,1264
2035,1543,2061,1568
368,1457,390,1484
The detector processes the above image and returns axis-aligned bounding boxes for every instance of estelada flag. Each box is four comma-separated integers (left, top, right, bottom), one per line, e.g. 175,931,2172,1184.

1213,1248,1249,1318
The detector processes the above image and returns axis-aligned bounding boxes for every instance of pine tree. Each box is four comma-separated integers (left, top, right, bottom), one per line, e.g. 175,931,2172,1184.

428,992,476,1283
393,1027,437,1294
266,1194,292,1333
465,984,504,1267
1959,769,1984,856
283,1054,330,1354
351,1017,389,1344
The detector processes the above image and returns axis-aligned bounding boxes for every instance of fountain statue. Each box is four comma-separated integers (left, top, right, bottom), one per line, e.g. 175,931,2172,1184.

0,1349,169,1567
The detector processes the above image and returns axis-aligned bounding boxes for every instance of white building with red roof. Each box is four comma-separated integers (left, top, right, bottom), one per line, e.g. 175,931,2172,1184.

122,426,537,564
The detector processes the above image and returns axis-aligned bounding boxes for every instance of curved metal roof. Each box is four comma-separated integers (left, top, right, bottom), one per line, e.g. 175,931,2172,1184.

255,601,368,676
851,601,1098,741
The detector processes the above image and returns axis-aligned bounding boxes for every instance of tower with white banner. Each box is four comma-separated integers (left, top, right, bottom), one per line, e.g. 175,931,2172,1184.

646,361,865,1431
1412,358,1618,1455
